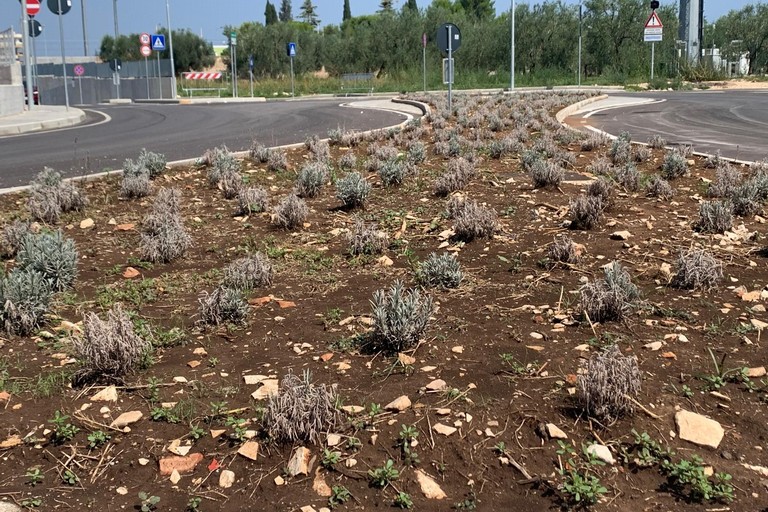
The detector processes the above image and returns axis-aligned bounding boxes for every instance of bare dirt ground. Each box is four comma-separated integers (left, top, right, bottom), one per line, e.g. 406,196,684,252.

1,91,768,512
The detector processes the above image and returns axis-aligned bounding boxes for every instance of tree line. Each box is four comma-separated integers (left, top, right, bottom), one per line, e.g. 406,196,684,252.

99,0,768,82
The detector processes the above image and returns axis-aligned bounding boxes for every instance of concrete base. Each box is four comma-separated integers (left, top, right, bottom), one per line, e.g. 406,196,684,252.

0,84,24,117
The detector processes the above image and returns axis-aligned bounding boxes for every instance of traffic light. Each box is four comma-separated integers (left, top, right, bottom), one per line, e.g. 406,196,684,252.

650,1,660,9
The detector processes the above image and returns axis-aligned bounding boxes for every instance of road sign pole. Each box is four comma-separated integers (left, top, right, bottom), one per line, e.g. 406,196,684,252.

290,56,295,98
578,1,582,88
447,24,453,113
157,52,162,99
510,0,515,91
57,0,70,110
250,70,253,98
166,0,176,99
234,44,238,98
78,75,83,105
422,33,426,93
145,56,150,99
651,42,655,81
81,0,88,55
21,1,34,110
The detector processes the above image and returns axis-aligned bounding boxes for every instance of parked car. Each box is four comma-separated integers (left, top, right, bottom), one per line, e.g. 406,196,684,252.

23,81,39,105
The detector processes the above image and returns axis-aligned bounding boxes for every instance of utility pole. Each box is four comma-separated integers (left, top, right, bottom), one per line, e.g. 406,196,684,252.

166,0,177,99
578,1,582,87
510,0,515,91
81,0,89,55
112,0,118,38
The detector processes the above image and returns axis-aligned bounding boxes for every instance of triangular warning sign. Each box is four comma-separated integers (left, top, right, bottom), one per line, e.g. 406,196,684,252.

645,11,663,29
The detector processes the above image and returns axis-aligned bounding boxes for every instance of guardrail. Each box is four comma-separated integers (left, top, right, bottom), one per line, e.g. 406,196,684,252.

340,72,375,96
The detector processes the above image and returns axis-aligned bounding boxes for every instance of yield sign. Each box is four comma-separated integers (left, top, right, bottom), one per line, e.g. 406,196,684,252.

645,11,663,29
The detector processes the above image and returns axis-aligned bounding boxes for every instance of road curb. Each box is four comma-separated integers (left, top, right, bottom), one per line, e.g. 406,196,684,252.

556,94,609,125
0,98,425,196
0,108,86,136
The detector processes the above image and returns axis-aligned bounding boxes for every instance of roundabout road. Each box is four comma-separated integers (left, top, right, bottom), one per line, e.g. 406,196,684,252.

574,90,768,163
0,99,408,189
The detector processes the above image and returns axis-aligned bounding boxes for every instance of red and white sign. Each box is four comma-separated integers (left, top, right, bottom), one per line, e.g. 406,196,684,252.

25,0,41,17
140,45,152,57
183,72,223,80
645,11,663,29
139,32,151,45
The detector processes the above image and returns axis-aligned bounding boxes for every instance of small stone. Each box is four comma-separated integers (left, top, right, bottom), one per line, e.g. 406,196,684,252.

751,319,768,331
326,434,342,447
385,395,412,412
398,353,416,365
586,444,615,465
546,423,568,440
170,469,181,484
219,470,235,488
415,469,447,499
237,441,260,461
139,458,150,466
377,255,394,266
747,367,767,378
644,341,663,351
80,218,94,229
187,360,201,368
173,376,188,383
90,386,118,402
193,347,208,356
341,405,364,414
313,469,332,497
123,267,140,279
110,410,143,428
435,408,451,416
251,379,279,400
420,366,438,372
274,476,285,486
300,507,317,512
287,447,312,476
243,374,268,385
159,453,204,475
675,410,725,449
433,423,457,437
426,379,447,391
345,458,357,468
116,486,128,495
610,231,631,241
115,223,135,231
451,346,464,354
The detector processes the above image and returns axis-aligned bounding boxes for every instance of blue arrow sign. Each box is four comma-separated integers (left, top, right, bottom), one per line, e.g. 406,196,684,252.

249,55,254,71
287,42,297,57
151,34,166,51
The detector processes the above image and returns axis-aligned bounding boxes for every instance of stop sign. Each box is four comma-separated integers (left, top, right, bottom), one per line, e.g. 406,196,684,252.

25,0,41,17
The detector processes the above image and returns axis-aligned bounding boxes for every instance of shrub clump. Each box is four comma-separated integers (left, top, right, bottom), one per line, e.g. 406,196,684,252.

569,195,604,230
222,253,273,291
262,371,341,444
267,149,289,172
614,162,640,192
28,168,88,224
120,159,152,199
347,218,388,256
586,178,615,210
731,180,762,217
139,188,192,263
206,146,240,186
707,164,741,198
609,138,632,165
0,220,33,258
236,187,269,215
296,162,327,198
0,268,52,336
671,249,723,291
548,236,583,265
273,194,309,230
249,142,271,163
587,157,613,177
71,304,151,385
577,345,641,422
370,280,434,353
416,253,463,289
661,149,689,180
434,157,476,196
529,160,564,189
695,200,733,234
452,199,498,241
378,159,410,187
137,148,167,178
336,172,371,209
579,262,640,323
645,175,674,200
16,230,78,292
647,134,666,149
338,152,357,171
198,286,249,326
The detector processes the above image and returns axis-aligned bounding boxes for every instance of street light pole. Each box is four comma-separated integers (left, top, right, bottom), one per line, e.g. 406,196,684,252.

81,0,89,55
510,0,515,91
166,0,177,99
112,0,118,38
578,1,582,88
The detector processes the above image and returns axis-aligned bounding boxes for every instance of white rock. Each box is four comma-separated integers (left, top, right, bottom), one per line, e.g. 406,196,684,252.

546,423,568,440
610,231,631,241
219,470,235,488
433,423,457,437
675,410,724,449
243,374,268,385
415,469,447,499
426,379,447,391
586,444,615,464
384,395,411,412
80,218,95,229
110,411,143,428
169,469,181,484
90,386,118,402
644,341,663,351
287,447,311,476
251,379,279,400
326,434,342,447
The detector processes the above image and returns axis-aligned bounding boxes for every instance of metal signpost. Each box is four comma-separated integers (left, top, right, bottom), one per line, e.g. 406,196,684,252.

28,18,42,104
73,63,84,104
422,33,427,93
249,55,254,97
644,10,663,81
287,42,296,98
20,0,34,109
48,0,72,110
109,57,121,99
437,23,461,113
230,31,238,98
510,0,515,91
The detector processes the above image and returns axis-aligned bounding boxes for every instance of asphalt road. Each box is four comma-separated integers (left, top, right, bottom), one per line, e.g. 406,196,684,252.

578,90,768,162
0,99,408,188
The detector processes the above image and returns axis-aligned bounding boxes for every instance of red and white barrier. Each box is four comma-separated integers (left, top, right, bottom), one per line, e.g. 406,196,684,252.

183,72,223,80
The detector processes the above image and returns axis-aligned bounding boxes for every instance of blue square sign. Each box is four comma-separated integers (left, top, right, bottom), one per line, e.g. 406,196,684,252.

287,42,297,57
151,34,166,51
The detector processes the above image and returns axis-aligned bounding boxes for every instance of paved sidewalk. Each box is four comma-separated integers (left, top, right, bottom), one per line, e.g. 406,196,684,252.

0,105,86,136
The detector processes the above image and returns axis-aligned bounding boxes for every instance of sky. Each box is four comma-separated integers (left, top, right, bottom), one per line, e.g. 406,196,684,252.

0,0,754,58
